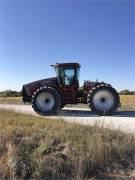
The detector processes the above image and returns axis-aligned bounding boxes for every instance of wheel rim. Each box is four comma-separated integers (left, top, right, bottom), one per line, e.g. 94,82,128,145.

36,92,54,111
93,90,114,111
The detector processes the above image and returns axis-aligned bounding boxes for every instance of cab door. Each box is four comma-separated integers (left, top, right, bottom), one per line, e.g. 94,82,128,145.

61,68,78,104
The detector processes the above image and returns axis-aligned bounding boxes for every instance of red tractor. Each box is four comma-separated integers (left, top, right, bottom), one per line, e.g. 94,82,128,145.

22,63,120,116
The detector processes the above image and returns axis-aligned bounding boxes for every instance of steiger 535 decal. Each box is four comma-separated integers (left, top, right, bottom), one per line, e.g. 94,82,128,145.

22,63,120,116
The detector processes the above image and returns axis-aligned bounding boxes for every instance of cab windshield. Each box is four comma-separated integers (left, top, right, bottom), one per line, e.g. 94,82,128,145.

55,67,80,86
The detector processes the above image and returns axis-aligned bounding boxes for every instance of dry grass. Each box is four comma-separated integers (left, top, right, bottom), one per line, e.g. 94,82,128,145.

0,97,22,105
120,95,135,110
0,95,135,111
0,110,135,179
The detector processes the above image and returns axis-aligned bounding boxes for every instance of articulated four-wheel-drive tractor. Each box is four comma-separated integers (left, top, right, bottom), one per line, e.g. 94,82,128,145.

22,63,120,116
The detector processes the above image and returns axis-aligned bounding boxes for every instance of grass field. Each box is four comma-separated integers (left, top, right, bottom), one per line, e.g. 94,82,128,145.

0,110,135,179
0,97,23,104
0,95,135,111
120,95,135,110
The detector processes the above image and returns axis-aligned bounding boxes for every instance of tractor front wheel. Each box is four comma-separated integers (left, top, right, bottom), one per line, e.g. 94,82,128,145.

87,84,120,116
32,86,61,116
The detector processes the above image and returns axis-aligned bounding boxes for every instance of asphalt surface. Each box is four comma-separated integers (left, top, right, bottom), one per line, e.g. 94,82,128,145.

0,104,135,134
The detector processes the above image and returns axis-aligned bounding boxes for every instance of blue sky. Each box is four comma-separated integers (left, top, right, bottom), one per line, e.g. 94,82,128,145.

0,1,134,91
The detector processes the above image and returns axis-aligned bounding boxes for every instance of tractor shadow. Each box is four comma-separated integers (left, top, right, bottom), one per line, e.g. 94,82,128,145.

113,111,135,117
59,109,135,118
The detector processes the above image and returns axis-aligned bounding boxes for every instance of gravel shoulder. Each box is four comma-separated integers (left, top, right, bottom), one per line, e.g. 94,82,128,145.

0,104,135,134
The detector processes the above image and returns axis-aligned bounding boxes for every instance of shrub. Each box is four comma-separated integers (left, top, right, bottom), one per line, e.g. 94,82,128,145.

0,90,21,97
119,89,135,95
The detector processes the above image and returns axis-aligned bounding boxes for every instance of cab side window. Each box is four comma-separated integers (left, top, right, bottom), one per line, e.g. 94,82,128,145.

63,68,75,85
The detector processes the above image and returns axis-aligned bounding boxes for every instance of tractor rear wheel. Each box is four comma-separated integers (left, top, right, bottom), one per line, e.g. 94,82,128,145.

87,84,120,116
32,86,61,116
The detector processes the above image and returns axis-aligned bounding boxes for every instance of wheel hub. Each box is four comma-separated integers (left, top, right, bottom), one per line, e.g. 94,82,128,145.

100,97,106,103
45,98,50,104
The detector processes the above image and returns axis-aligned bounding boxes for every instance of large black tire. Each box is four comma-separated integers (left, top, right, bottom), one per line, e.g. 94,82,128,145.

87,83,120,116
31,86,62,116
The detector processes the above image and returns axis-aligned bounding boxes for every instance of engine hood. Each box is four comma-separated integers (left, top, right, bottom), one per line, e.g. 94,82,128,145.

23,77,57,96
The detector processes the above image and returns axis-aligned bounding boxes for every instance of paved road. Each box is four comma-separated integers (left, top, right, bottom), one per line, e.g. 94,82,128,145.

0,104,135,134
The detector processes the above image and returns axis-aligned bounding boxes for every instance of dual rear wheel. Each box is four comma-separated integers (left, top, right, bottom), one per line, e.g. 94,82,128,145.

87,84,120,116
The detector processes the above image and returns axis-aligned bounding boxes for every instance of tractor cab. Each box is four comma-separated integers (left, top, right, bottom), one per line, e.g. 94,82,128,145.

51,63,80,87
51,63,81,104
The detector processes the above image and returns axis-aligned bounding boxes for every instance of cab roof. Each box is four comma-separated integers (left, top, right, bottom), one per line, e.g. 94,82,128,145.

51,62,81,68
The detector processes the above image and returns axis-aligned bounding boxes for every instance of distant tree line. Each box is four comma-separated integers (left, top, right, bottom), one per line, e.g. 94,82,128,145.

119,89,135,95
0,90,22,97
